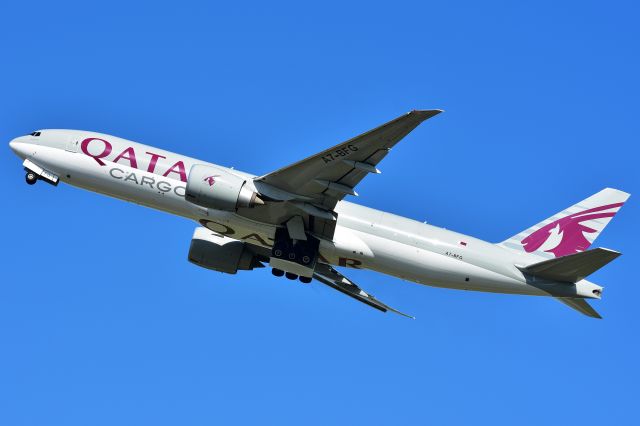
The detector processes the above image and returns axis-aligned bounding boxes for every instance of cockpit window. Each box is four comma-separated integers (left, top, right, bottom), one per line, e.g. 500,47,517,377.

29,131,41,137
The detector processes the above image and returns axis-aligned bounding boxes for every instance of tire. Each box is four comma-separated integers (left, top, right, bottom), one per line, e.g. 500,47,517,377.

299,276,312,284
25,171,38,185
272,268,284,277
285,272,298,280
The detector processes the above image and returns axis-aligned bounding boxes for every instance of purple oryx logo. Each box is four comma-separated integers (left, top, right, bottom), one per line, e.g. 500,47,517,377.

204,175,220,187
521,202,623,257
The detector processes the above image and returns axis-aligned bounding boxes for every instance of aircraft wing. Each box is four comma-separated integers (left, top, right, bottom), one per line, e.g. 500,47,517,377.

313,263,414,318
255,110,442,211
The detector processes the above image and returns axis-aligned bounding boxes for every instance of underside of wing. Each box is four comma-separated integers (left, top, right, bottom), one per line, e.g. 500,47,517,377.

238,110,442,240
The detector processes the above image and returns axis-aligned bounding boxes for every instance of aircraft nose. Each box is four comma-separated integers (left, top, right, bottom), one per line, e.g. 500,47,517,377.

9,136,29,159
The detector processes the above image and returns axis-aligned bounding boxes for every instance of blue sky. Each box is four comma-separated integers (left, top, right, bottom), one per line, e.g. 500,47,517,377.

1,1,638,424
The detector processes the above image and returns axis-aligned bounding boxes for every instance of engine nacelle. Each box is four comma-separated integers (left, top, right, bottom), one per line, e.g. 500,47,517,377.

188,227,264,274
185,164,263,211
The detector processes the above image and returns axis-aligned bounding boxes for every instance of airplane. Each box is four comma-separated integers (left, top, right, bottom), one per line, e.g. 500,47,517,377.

8,110,629,319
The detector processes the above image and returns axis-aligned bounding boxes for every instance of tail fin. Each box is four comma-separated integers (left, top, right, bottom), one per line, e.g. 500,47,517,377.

499,188,630,259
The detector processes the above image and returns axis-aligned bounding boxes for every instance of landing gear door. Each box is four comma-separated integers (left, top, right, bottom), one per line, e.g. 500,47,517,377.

65,135,79,152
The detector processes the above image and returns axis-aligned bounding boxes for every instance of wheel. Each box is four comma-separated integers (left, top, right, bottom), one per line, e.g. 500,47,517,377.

25,171,38,185
294,244,314,265
299,276,312,284
285,272,298,280
298,249,312,265
272,241,290,259
271,268,284,277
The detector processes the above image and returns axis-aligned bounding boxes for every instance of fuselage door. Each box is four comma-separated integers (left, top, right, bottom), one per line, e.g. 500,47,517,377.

65,135,79,153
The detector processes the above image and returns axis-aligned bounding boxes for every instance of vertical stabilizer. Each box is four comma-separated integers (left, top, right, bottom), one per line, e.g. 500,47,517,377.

500,188,629,259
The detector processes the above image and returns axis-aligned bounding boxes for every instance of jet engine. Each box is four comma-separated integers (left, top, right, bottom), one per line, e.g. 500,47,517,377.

188,227,264,274
185,164,264,211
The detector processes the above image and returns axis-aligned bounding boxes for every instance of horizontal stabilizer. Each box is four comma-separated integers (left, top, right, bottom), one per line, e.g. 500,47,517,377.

519,247,621,283
556,297,602,319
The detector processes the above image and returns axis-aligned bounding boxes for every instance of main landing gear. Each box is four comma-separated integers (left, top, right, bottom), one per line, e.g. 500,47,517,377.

272,238,315,267
25,171,38,185
270,227,318,285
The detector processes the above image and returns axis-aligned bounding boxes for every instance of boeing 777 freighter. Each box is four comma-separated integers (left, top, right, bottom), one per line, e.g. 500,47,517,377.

9,111,629,318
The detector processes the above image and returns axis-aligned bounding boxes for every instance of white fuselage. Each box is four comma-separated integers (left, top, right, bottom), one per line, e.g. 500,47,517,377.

9,129,599,299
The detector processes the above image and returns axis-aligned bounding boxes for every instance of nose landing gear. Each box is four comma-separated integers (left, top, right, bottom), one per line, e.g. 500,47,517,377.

21,160,59,186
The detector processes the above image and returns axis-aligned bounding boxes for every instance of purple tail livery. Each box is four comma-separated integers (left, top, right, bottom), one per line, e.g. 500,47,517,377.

499,188,629,259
